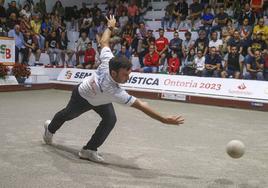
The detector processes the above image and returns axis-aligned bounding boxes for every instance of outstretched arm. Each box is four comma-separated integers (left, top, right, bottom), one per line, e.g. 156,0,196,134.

131,99,184,125
100,15,116,49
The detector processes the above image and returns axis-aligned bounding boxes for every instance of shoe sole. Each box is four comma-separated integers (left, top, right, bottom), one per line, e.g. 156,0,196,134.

78,152,104,163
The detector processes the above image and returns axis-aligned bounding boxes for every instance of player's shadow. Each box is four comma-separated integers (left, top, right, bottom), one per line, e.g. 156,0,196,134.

44,143,200,181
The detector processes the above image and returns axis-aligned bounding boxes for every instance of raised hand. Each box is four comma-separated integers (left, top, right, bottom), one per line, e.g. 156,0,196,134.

106,15,116,29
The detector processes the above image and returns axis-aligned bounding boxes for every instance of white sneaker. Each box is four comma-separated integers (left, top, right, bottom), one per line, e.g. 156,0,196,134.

78,149,104,163
43,120,53,145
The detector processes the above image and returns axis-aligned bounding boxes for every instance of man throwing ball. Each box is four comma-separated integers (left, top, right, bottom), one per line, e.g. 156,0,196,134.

43,15,184,163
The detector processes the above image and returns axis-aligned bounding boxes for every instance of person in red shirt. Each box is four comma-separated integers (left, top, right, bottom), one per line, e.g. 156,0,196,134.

141,44,160,73
78,42,96,69
155,28,169,72
168,52,180,75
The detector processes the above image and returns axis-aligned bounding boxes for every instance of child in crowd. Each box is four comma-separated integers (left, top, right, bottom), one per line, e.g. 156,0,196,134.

168,52,180,75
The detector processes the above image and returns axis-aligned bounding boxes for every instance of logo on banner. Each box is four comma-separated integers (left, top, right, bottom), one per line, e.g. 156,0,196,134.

238,83,246,90
65,70,73,79
0,44,12,59
127,76,159,85
229,83,252,95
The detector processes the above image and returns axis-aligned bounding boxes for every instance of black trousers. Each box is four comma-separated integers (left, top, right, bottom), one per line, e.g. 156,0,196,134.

48,84,117,151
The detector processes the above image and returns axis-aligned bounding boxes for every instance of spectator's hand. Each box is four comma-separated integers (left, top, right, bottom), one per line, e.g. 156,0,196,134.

162,115,184,125
106,15,116,29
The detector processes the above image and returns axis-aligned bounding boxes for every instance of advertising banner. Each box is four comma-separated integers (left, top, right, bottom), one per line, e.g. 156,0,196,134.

0,37,15,65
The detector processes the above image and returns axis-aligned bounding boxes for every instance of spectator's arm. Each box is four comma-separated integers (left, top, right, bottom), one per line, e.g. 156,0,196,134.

247,47,254,56
246,63,256,72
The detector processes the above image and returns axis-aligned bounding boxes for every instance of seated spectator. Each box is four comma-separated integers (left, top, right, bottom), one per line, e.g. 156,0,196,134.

212,5,228,32
202,46,222,77
227,30,243,54
127,0,139,24
31,14,45,50
138,29,155,67
244,50,264,80
182,31,195,58
238,3,255,26
221,45,244,79
52,0,65,18
246,32,267,62
200,6,214,33
6,12,19,31
77,42,96,69
19,4,31,19
141,45,160,73
238,18,253,56
0,3,6,24
76,32,90,65
161,0,177,30
118,10,129,29
168,52,180,75
169,31,183,61
194,29,209,56
24,30,41,66
155,28,169,72
59,31,69,66
116,0,128,19
209,31,223,53
6,1,19,18
117,45,131,60
176,0,189,21
8,24,27,64
189,0,203,26
264,51,268,81
220,28,231,56
46,30,61,66
20,15,31,35
194,50,205,76
253,17,268,42
182,48,196,76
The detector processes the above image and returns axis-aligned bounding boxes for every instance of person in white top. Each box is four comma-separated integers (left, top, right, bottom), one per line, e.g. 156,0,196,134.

208,31,223,53
43,15,184,163
194,50,205,76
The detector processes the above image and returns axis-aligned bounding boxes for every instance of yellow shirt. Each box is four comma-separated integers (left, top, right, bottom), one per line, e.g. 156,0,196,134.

30,20,41,35
253,25,268,41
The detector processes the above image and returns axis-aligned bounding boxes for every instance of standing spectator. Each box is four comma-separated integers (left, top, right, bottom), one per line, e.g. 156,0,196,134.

194,29,209,56
189,0,203,26
194,49,205,76
253,17,268,43
141,44,160,73
182,31,195,58
155,28,169,72
182,48,196,76
221,45,244,79
202,47,222,77
169,31,183,61
168,52,180,75
244,50,264,80
238,3,255,26
24,30,41,66
46,30,61,66
76,32,90,65
8,25,27,64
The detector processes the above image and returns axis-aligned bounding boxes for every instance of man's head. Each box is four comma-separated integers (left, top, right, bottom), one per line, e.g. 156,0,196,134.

109,56,132,83
210,47,216,56
121,45,127,53
14,25,20,34
230,45,238,54
258,18,265,27
159,28,164,37
233,30,240,39
198,30,206,39
254,50,261,60
211,31,218,41
173,31,179,39
185,31,192,40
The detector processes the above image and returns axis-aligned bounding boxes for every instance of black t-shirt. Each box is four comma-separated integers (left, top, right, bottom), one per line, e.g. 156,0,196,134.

194,38,209,52
24,36,34,46
46,36,58,48
216,13,228,25
250,39,267,53
59,37,68,50
176,2,188,16
228,38,242,49
190,2,202,14
0,6,6,18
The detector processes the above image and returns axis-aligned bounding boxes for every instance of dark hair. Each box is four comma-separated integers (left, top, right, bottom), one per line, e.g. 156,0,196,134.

109,56,132,74
185,31,191,36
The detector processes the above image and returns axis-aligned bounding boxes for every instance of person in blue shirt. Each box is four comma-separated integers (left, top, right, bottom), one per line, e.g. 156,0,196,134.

244,50,264,80
8,24,28,64
117,45,131,60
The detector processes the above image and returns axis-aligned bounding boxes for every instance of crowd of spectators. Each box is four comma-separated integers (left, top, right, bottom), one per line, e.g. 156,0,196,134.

0,0,268,80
